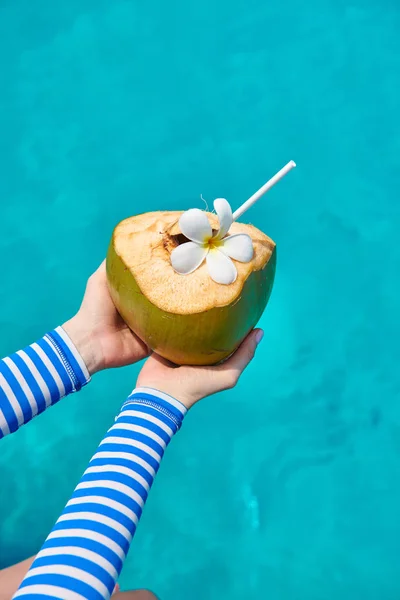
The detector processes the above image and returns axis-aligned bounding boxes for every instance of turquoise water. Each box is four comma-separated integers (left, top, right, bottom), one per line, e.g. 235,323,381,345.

1,0,399,598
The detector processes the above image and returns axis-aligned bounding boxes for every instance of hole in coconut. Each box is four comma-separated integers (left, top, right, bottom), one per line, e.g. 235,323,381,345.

171,233,190,246
163,232,190,254
164,229,219,254
170,229,219,247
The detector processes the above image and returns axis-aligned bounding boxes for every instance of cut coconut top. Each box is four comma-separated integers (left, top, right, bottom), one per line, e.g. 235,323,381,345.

112,211,275,315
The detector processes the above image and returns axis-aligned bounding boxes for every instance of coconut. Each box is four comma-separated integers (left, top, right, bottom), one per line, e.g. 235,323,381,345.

106,210,276,366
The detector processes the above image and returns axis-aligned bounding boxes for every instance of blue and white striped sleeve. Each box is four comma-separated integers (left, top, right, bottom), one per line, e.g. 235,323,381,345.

13,387,187,600
0,326,90,438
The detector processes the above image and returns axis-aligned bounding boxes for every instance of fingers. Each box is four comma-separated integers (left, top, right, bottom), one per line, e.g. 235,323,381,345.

153,354,177,368
148,353,177,369
218,328,263,389
135,330,264,409
89,260,107,283
84,261,112,306
84,261,107,296
95,260,106,275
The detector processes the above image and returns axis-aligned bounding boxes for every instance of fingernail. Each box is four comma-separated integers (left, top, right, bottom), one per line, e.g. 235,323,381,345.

255,329,264,345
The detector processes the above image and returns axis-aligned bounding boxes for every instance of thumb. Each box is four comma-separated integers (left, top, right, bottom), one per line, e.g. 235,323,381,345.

218,328,264,387
86,260,107,291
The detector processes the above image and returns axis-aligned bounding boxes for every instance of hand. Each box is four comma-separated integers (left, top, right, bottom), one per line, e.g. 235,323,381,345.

63,262,149,375
136,329,264,409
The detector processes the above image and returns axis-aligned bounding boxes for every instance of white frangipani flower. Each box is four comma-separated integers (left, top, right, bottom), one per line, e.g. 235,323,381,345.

171,198,254,285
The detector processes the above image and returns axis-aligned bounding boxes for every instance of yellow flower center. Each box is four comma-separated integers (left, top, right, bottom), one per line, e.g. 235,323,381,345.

204,237,223,250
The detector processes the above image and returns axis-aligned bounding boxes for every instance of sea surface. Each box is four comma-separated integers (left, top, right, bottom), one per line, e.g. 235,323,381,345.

1,1,400,598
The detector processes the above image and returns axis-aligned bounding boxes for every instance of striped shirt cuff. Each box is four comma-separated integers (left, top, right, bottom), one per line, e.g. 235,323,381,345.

125,387,187,428
0,327,90,438
48,327,90,391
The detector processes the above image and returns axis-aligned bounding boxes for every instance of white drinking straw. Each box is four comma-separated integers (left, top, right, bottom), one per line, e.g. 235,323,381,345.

232,160,296,221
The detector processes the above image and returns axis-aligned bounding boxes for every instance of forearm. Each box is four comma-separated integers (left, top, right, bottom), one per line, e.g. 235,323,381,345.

0,327,90,438
13,387,186,599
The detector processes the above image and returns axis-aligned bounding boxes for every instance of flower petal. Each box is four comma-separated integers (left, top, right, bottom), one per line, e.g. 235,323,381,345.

171,241,208,275
220,233,254,262
206,248,237,285
179,209,212,243
213,198,233,240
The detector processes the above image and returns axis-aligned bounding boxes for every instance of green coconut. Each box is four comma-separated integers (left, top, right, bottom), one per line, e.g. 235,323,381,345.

106,210,276,366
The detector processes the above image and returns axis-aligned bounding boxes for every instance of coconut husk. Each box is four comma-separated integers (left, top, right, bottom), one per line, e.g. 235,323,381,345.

107,211,276,365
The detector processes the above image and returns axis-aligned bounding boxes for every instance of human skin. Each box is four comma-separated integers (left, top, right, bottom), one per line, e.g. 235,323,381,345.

0,262,263,598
